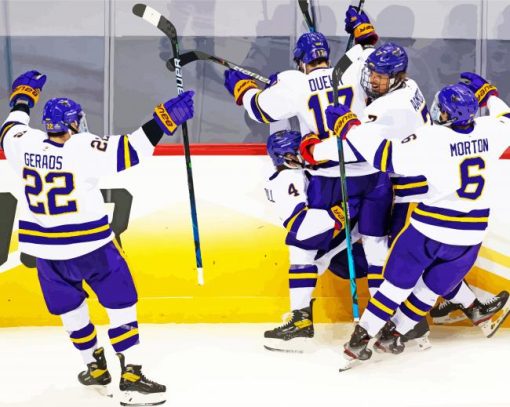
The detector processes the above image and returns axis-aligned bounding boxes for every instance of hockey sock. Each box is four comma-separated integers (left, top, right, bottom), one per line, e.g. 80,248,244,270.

367,265,384,297
60,301,98,365
360,280,413,337
444,280,476,308
393,277,438,334
106,305,140,354
289,264,318,310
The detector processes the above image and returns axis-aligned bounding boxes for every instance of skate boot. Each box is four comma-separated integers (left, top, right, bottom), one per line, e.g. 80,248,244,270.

430,300,467,324
343,324,373,361
374,321,405,355
264,300,314,353
117,352,166,406
78,347,113,397
463,291,510,338
402,319,432,351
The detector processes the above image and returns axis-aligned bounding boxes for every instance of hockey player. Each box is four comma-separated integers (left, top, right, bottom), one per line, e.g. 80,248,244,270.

319,76,510,363
224,8,393,299
1,70,195,405
263,129,367,352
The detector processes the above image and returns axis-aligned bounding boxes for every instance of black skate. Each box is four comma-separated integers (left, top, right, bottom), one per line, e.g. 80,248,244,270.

343,324,373,362
430,300,467,324
374,321,405,355
78,347,113,397
463,291,510,338
118,353,166,406
402,319,432,351
264,301,314,353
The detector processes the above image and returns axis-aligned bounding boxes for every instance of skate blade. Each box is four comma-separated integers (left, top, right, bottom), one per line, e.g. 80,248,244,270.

432,312,468,325
263,337,314,354
339,353,360,372
413,334,432,351
480,304,510,338
119,391,166,406
85,383,113,398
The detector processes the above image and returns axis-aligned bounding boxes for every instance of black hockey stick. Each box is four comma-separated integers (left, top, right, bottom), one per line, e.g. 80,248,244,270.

133,3,205,286
330,0,366,321
298,0,316,32
345,0,365,51
166,50,270,85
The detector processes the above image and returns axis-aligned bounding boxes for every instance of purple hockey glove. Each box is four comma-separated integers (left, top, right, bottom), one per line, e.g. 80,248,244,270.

10,70,47,108
344,5,378,46
224,69,259,105
326,104,361,140
459,72,499,107
153,90,195,135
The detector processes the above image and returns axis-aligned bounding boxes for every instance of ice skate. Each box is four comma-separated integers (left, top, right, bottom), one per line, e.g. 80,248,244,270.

342,324,373,366
430,300,467,324
78,347,113,398
118,353,166,406
402,319,432,351
463,291,510,338
264,301,314,353
374,321,405,354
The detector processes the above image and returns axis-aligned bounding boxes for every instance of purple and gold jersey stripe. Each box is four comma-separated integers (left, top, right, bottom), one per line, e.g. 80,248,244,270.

0,121,23,149
249,91,276,124
19,215,112,245
117,135,140,172
412,203,490,231
391,175,428,198
497,112,510,120
373,139,394,173
70,322,97,350
108,321,139,352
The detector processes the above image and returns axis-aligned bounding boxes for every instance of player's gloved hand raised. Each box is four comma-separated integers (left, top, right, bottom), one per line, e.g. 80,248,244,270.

10,70,47,108
224,69,259,105
153,90,195,135
459,72,499,107
325,104,361,140
344,5,378,46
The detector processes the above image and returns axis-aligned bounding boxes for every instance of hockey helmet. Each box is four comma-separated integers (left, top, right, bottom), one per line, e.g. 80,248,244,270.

267,130,303,168
42,98,88,134
430,84,478,127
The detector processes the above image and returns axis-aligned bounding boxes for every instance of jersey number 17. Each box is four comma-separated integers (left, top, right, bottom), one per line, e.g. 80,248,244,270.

308,87,354,137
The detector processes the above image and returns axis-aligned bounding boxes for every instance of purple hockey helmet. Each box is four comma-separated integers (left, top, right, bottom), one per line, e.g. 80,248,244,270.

42,98,87,133
267,130,303,168
293,32,330,65
430,84,479,127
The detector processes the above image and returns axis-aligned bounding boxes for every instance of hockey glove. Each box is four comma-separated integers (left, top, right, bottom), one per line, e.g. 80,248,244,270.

265,72,279,89
299,132,322,165
459,72,499,107
325,105,360,140
328,205,346,230
154,90,195,136
224,69,259,105
10,70,47,108
344,5,378,46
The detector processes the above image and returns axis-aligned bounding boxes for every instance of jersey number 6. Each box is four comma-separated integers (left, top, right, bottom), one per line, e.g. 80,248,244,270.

457,157,485,200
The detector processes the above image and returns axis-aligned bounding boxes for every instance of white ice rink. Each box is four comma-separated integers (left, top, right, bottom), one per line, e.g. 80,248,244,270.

1,323,509,407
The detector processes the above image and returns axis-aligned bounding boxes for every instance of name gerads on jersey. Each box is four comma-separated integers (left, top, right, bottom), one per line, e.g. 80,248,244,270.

1,109,155,260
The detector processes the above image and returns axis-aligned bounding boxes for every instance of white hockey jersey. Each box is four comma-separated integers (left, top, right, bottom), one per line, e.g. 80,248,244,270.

1,110,154,260
360,79,431,203
264,168,360,271
244,45,377,177
334,95,510,246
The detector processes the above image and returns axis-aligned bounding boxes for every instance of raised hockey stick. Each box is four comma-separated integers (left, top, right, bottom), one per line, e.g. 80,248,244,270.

330,0,366,322
346,0,365,51
298,0,316,32
133,3,205,286
166,50,270,85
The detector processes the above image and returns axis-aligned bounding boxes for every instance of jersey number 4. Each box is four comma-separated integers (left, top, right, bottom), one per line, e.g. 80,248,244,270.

308,87,354,137
23,168,77,215
457,157,485,200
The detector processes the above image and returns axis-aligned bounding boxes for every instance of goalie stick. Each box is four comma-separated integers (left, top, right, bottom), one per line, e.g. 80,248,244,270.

132,3,205,286
166,50,270,85
331,0,366,323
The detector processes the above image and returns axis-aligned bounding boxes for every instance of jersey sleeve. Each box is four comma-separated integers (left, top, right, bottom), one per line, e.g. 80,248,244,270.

0,110,31,153
487,95,510,120
77,126,155,178
242,71,301,124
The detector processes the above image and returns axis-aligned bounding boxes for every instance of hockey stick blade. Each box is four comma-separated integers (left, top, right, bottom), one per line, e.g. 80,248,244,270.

166,50,270,85
132,4,177,42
